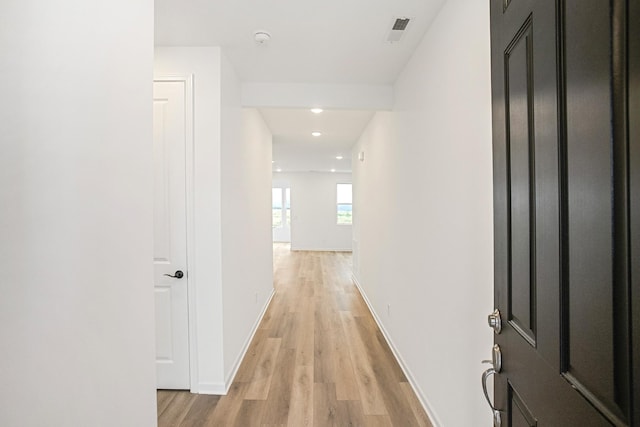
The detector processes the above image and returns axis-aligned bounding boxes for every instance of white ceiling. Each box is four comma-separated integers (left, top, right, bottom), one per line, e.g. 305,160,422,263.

262,108,375,173
155,0,445,172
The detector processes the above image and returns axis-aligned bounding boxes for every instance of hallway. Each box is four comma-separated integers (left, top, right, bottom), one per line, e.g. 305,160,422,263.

157,244,433,426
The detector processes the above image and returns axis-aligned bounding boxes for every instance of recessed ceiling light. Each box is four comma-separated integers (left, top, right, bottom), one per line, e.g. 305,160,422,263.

336,155,343,160
272,160,275,163
311,131,322,137
276,168,282,172
330,169,336,173
311,108,323,114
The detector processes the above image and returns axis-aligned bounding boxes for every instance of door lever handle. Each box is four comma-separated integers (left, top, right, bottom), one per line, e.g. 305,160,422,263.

164,270,184,279
482,345,502,372
481,367,502,427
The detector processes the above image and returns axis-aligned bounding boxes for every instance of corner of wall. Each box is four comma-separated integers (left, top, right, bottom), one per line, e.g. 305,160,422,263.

220,79,275,383
351,274,444,426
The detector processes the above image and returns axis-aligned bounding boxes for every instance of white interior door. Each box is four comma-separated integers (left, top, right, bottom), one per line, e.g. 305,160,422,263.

153,80,190,389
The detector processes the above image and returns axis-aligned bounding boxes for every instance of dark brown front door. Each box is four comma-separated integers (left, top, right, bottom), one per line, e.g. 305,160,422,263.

489,0,639,425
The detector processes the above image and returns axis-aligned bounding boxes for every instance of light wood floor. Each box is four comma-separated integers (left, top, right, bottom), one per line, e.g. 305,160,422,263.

157,244,433,427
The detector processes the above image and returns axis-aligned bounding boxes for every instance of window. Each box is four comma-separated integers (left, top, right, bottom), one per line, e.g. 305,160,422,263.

337,183,352,225
272,187,291,228
272,188,283,228
285,188,291,226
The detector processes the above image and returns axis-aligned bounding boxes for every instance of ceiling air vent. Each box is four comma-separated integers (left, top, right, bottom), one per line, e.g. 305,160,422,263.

386,17,411,43
392,18,410,31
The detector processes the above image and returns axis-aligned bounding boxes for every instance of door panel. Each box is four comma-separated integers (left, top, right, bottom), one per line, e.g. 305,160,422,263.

509,384,536,427
490,0,636,425
155,286,178,360
153,80,190,390
563,0,625,419
505,16,536,345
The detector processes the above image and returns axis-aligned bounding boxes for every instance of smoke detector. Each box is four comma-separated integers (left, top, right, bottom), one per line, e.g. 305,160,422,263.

385,17,411,43
254,31,271,44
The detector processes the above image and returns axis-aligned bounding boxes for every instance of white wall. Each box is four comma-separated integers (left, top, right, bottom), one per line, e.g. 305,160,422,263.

0,1,157,426
220,55,274,384
352,0,494,425
275,172,352,251
154,47,225,392
154,47,274,393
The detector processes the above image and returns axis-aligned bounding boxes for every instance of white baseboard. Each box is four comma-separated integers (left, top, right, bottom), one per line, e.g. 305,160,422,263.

219,288,276,394
290,246,353,252
351,273,443,427
197,382,227,395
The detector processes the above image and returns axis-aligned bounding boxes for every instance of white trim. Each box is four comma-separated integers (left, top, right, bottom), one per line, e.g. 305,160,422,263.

351,273,443,427
290,247,353,252
197,382,227,395
195,289,275,396
223,288,276,393
154,74,198,393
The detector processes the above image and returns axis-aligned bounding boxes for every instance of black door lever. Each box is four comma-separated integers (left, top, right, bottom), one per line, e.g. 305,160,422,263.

164,270,184,279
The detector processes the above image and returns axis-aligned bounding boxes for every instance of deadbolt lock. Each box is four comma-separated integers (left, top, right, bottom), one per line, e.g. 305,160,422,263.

488,308,502,334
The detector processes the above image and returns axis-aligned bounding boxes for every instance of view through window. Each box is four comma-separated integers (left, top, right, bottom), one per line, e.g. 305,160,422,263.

285,188,290,226
337,183,352,225
272,187,290,228
272,188,282,228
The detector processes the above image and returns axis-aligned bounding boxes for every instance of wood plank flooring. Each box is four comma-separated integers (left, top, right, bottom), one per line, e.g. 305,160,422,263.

157,244,433,427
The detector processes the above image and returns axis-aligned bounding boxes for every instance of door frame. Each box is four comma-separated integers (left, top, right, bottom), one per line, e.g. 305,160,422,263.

153,74,198,392
630,1,640,422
